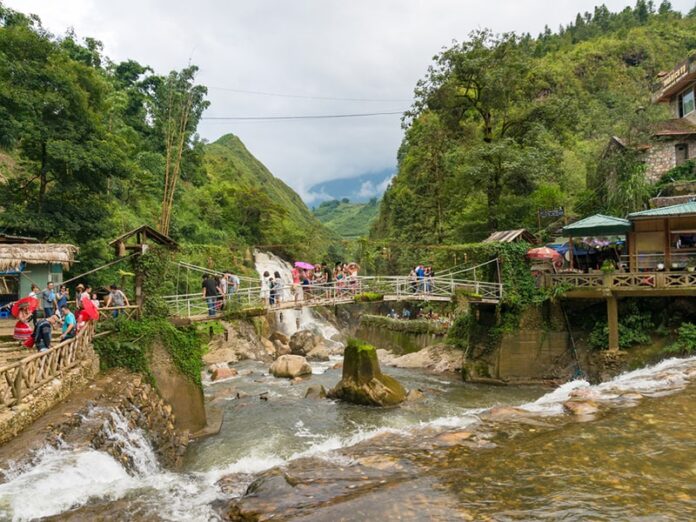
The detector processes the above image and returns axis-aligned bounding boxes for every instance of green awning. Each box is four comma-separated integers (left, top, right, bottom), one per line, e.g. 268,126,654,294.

628,201,696,218
562,214,631,236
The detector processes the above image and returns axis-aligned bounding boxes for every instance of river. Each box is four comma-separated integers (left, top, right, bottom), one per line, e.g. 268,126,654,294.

0,253,694,519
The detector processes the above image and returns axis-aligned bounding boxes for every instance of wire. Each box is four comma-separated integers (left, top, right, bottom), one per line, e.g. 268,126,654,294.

207,86,412,103
200,111,405,121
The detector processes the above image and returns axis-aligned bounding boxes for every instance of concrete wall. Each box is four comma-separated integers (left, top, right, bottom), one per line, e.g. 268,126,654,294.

496,330,570,380
355,324,445,355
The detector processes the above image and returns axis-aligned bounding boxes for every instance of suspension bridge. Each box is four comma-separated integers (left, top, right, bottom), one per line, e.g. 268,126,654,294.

165,259,503,322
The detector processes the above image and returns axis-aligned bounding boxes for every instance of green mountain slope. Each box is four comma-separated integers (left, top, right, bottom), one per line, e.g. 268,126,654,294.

313,199,380,238
373,5,696,254
174,134,335,258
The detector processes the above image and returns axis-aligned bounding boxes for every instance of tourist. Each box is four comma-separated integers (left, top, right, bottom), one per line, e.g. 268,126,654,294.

105,284,129,317
273,271,284,303
59,304,76,341
75,284,85,309
28,284,40,327
202,274,221,317
402,308,412,319
91,293,100,308
424,266,432,293
219,272,229,300
409,268,417,293
291,266,301,303
416,264,425,292
33,314,59,352
228,273,240,296
56,285,69,314
41,282,59,319
269,277,276,306
13,303,32,342
260,271,271,304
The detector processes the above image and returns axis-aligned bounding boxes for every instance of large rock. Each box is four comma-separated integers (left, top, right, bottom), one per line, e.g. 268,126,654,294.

211,367,238,381
289,330,316,356
269,331,290,345
269,355,312,379
563,399,600,416
273,340,291,358
327,340,406,407
306,344,330,362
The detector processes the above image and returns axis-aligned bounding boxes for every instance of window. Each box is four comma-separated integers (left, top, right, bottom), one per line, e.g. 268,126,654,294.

676,143,689,165
679,86,695,117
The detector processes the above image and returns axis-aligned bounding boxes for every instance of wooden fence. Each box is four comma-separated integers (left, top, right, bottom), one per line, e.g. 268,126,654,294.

0,321,95,410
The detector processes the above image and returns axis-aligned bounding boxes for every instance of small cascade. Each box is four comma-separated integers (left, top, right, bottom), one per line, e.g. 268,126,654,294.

254,250,342,343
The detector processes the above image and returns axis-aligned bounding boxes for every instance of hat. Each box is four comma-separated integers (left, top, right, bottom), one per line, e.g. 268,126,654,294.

76,283,85,290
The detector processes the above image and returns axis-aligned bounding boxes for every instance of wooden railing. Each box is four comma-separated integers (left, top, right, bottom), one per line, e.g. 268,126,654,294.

97,305,140,321
545,272,696,291
0,322,95,410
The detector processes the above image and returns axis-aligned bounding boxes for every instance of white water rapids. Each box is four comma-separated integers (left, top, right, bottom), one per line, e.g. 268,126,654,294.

0,354,694,521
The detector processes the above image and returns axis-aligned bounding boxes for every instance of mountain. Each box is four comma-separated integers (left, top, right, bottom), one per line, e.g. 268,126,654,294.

174,134,335,258
307,169,394,203
373,5,696,253
312,198,380,238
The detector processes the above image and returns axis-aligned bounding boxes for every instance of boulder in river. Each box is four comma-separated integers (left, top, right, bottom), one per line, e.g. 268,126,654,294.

563,399,600,416
304,384,327,399
211,367,238,381
327,339,406,407
306,344,330,362
269,331,290,345
289,330,316,356
269,355,312,379
273,340,291,358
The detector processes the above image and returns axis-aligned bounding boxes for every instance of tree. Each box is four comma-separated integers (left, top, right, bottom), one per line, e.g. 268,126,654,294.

411,30,561,231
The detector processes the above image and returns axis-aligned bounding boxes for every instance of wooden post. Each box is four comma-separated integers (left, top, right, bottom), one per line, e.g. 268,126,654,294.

607,295,619,351
664,218,671,269
135,271,144,311
569,236,575,269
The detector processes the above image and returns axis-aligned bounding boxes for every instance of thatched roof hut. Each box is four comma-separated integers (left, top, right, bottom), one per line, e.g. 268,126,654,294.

0,243,78,272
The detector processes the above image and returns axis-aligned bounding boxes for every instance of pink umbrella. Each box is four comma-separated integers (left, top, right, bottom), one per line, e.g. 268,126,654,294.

526,247,562,262
294,261,314,270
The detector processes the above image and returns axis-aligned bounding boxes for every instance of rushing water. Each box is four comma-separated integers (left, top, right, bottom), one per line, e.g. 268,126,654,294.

0,355,694,520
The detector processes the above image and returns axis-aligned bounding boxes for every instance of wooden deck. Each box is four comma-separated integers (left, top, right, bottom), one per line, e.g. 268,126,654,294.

545,272,696,298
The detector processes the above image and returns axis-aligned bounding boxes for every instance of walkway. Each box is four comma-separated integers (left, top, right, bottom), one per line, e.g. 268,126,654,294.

165,260,503,321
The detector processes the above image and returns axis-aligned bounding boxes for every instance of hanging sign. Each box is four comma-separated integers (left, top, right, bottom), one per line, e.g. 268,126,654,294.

539,207,565,218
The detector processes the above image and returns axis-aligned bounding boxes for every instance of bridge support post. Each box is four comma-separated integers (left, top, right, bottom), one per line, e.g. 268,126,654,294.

607,295,619,351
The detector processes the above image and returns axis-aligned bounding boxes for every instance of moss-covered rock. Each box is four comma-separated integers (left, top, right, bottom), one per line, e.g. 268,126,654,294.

327,339,406,406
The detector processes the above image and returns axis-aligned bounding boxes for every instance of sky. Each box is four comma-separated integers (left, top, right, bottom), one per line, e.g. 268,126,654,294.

5,0,694,202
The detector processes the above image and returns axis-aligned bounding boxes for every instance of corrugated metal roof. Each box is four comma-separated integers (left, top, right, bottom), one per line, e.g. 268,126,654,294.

562,214,631,235
483,229,536,243
629,201,696,218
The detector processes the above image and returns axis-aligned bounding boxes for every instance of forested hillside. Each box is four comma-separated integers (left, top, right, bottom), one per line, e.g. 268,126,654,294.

313,198,380,238
0,4,332,269
373,1,696,248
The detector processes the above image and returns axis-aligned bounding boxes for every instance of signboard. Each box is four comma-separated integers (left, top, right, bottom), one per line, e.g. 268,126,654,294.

662,60,689,91
539,207,565,218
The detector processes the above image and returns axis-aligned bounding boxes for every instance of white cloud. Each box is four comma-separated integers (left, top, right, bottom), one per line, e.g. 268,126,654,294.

6,0,694,196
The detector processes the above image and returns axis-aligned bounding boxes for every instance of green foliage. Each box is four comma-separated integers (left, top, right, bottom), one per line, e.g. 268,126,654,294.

588,305,653,349
313,199,380,238
663,322,696,355
133,246,172,318
447,313,473,350
654,160,696,190
94,318,205,384
360,314,447,335
353,292,384,302
374,7,696,243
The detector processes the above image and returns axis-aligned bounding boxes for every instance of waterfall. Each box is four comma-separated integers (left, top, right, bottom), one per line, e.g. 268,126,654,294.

254,250,342,343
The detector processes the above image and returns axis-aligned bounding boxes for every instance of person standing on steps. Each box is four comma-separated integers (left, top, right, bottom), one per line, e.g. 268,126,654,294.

41,282,58,319
28,284,40,327
33,314,59,352
105,284,129,318
202,274,221,317
59,304,76,341
56,285,69,315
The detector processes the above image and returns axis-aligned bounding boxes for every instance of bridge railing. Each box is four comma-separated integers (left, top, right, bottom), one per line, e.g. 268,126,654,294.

0,321,95,410
163,275,502,319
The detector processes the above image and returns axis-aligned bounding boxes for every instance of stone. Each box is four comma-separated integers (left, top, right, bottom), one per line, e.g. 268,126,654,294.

269,331,290,345
405,388,424,401
260,338,276,357
306,344,330,362
563,399,600,416
269,355,313,379
289,330,316,356
211,367,238,381
436,431,473,445
304,384,327,399
327,340,406,407
273,340,291,358
332,362,343,370
203,348,237,366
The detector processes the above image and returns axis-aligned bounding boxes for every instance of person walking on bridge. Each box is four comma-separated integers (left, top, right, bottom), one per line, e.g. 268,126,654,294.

202,274,221,317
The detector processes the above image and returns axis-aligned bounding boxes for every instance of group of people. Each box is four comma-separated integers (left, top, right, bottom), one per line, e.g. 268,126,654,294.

260,261,362,307
408,264,436,293
11,282,130,352
201,272,241,317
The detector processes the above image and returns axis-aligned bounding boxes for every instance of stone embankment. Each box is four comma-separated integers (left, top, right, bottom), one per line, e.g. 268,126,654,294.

0,369,188,472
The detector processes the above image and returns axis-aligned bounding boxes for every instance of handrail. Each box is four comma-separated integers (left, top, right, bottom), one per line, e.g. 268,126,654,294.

0,321,96,410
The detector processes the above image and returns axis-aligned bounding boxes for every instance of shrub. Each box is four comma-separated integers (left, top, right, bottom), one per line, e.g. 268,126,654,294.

354,292,384,302
663,322,696,355
588,308,653,349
